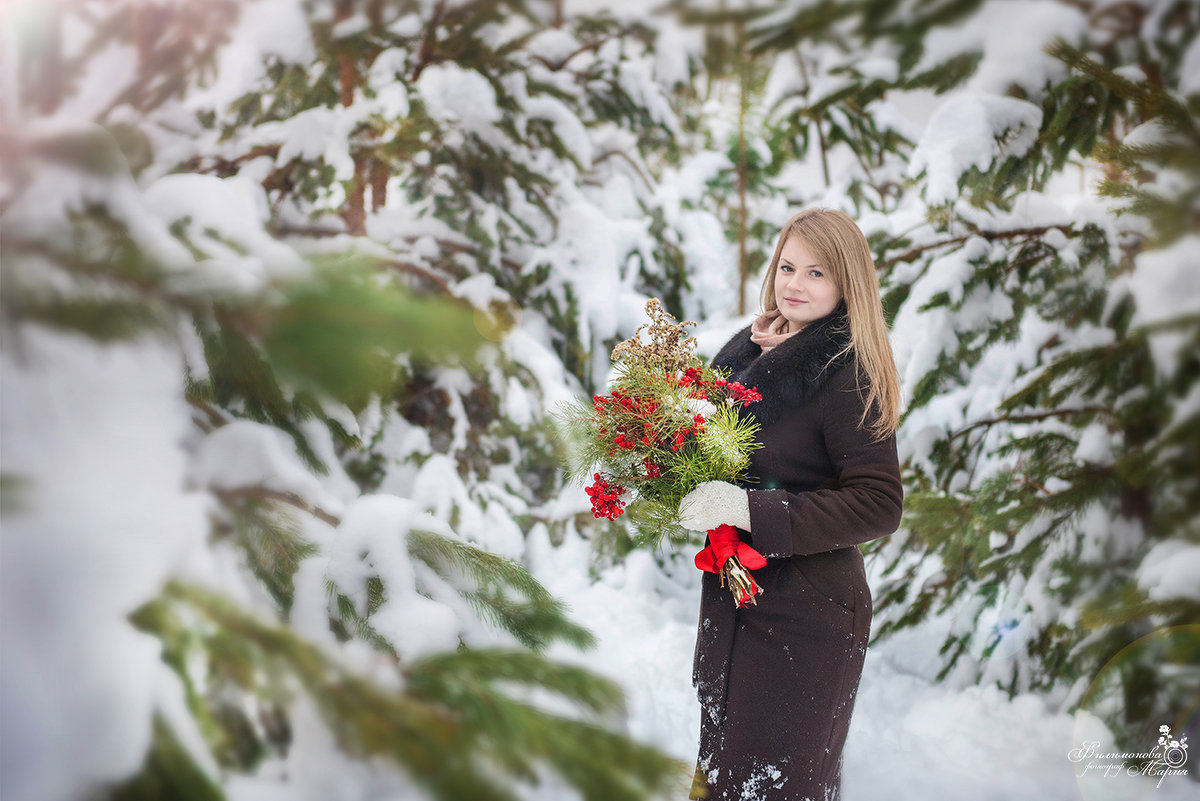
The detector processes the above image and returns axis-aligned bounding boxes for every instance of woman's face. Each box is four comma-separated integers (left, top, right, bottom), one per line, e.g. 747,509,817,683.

773,235,843,333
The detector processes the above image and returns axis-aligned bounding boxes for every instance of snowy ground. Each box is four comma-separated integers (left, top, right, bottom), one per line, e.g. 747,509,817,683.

529,528,1198,801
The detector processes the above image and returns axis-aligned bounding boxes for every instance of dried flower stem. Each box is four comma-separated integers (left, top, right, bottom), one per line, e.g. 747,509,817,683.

610,298,698,374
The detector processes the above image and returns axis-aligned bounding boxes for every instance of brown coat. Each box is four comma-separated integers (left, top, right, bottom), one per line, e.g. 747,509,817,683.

691,301,904,801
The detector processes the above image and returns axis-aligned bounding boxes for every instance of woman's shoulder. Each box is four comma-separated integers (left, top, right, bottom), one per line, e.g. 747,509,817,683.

823,359,866,393
819,359,897,441
819,360,875,415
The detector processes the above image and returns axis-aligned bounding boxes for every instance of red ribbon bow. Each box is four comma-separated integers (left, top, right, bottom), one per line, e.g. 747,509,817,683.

694,524,766,607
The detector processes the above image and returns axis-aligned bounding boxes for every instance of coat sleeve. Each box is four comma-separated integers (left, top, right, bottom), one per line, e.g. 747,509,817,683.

745,364,903,557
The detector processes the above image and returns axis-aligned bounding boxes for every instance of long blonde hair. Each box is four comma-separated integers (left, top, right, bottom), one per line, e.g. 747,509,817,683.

759,208,901,440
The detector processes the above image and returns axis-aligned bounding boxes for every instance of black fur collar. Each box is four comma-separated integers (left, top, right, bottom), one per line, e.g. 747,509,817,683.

710,300,853,431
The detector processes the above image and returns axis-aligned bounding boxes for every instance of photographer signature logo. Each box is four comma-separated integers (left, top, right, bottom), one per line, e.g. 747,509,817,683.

1068,725,1190,788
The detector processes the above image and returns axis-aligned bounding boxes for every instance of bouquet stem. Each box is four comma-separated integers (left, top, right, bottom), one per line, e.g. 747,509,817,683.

720,554,762,608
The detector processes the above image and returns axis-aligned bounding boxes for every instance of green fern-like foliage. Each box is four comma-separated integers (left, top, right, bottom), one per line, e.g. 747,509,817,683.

131,581,684,801
2,110,684,798
406,528,596,652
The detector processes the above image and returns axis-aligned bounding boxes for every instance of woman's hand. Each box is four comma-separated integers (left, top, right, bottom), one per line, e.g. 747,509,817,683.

678,480,751,532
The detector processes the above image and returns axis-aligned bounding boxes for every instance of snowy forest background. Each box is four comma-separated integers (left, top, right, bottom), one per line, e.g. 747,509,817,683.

1,0,1198,799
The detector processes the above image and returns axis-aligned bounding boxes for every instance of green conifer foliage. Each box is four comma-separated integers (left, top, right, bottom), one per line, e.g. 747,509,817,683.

709,0,1200,756
2,2,687,797
186,0,701,391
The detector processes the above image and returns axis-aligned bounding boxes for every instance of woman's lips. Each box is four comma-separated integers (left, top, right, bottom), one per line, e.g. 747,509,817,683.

784,298,806,304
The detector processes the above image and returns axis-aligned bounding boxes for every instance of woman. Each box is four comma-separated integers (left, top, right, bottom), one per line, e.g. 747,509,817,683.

678,208,904,801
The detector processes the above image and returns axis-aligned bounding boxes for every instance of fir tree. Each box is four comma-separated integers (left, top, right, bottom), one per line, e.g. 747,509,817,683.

1,1,691,798
687,0,1200,760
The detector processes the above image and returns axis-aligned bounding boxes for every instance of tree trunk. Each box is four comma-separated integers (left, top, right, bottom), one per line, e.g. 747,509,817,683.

370,159,388,212
335,0,366,235
22,3,64,115
736,21,749,316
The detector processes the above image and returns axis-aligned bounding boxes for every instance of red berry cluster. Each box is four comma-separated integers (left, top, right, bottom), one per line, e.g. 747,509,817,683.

643,458,662,478
596,388,662,455
729,381,762,404
713,378,762,405
610,388,658,416
678,367,717,399
585,473,626,520
670,413,707,452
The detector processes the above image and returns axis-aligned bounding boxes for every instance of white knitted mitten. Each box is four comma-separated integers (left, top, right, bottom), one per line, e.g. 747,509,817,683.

677,480,751,532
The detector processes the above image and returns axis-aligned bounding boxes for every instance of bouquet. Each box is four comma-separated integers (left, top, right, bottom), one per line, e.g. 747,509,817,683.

557,299,766,608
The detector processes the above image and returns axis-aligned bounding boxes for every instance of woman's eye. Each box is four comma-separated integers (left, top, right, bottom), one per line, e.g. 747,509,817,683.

810,270,823,278
780,264,794,272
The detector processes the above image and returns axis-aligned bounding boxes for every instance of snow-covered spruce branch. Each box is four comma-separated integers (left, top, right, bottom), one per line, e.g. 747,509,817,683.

266,230,527,279
3,235,207,316
591,148,656,191
205,478,597,654
876,224,1078,270
136,580,682,799
410,0,450,83
185,144,283,178
530,37,613,71
947,405,1120,441
187,397,234,431
211,485,342,527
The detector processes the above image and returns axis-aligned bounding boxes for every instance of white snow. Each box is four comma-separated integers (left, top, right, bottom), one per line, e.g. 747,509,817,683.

526,95,594,167
503,320,585,413
2,123,194,270
251,106,360,182
909,93,1043,205
190,420,346,516
326,495,461,661
1073,422,1114,466
1181,34,1200,96
143,173,310,287
1137,541,1200,604
914,0,1087,98
185,0,314,113
416,63,505,149
525,28,584,66
653,22,700,88
0,328,210,801
1115,234,1200,378
524,538,1200,800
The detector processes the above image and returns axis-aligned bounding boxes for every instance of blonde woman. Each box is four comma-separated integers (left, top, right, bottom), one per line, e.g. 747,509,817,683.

679,208,904,800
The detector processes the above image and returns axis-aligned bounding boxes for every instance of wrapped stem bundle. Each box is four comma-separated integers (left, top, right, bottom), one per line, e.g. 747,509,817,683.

722,552,763,608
